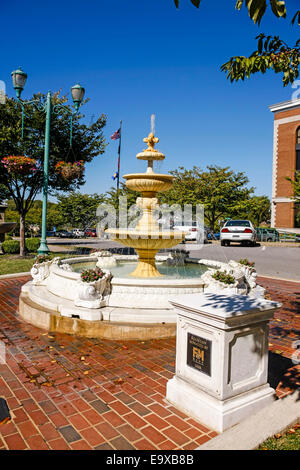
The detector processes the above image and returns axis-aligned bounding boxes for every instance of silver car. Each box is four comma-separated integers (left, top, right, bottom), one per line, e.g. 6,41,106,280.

220,220,256,246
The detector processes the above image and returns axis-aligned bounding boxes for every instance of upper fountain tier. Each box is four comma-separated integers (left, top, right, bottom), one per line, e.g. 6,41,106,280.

123,132,173,195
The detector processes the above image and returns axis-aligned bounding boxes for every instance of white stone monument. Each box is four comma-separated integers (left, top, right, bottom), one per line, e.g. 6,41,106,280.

166,292,281,433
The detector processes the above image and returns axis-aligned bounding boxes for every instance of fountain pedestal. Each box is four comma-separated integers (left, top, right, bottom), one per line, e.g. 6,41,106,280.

166,293,280,432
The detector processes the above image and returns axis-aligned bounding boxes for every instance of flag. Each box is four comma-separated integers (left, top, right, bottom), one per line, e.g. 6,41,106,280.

112,171,119,181
111,128,121,140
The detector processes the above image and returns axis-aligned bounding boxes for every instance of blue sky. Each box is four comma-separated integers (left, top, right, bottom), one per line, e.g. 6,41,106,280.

1,0,299,199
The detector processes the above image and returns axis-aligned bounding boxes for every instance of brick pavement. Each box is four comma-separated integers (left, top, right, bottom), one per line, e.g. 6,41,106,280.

0,275,298,450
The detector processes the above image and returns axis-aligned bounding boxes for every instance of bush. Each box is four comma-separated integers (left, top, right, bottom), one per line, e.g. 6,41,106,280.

5,234,13,240
212,270,235,285
2,240,20,254
81,267,105,283
2,238,41,254
239,258,255,267
25,238,41,253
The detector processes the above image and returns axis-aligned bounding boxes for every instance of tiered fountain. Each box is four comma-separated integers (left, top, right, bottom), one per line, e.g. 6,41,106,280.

106,131,185,277
19,127,263,340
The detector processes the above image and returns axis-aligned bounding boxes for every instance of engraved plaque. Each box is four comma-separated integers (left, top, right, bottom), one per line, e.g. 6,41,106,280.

187,333,211,376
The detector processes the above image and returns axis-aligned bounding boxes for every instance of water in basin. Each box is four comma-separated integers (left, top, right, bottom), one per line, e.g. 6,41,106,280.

71,260,208,279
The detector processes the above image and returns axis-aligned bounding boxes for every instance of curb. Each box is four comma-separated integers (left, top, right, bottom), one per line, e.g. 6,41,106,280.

197,392,300,450
257,274,300,284
0,272,31,280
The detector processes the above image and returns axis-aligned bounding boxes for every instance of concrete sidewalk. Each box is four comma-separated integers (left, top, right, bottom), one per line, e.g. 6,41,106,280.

199,391,299,450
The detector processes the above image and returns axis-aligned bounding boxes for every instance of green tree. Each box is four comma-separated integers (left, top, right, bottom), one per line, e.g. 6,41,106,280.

286,172,300,200
4,199,64,235
0,93,106,255
232,195,271,226
104,183,140,211
56,192,106,230
160,165,254,230
174,1,300,86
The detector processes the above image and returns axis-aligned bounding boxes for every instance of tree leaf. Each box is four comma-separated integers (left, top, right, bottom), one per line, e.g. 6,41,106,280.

270,0,286,19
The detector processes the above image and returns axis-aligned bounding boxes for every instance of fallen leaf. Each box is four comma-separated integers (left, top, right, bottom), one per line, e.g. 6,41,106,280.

41,381,52,387
115,378,124,384
83,371,89,375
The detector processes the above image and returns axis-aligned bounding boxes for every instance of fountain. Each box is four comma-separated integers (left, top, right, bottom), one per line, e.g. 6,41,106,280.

18,127,265,340
0,203,17,254
106,131,185,277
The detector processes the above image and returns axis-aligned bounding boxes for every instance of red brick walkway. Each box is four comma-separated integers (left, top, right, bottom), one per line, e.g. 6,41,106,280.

0,275,299,450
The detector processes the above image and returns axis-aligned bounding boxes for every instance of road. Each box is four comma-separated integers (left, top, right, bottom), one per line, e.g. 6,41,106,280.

47,238,300,281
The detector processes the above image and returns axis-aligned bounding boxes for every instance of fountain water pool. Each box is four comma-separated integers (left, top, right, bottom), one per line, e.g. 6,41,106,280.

71,259,208,279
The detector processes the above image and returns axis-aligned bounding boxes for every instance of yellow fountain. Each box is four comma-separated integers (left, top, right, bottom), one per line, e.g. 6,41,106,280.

106,131,185,277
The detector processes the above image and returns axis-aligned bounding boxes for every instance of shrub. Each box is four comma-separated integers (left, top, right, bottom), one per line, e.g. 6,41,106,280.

212,270,235,285
2,240,20,254
5,234,13,240
25,238,40,253
81,267,105,283
239,258,255,267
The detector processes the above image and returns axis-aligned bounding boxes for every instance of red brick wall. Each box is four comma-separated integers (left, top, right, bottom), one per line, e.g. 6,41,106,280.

273,109,300,228
275,202,295,228
275,121,299,198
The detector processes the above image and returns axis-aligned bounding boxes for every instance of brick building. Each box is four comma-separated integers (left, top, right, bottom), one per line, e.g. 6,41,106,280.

269,99,300,229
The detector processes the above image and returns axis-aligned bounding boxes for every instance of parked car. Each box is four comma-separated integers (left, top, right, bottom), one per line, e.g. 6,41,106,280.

173,221,208,243
256,227,280,242
84,228,97,237
207,231,220,240
56,230,74,238
220,220,256,246
71,228,85,238
46,231,56,237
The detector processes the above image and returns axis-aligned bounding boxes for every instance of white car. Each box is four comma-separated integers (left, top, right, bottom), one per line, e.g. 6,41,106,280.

71,228,85,238
173,221,207,243
220,220,256,246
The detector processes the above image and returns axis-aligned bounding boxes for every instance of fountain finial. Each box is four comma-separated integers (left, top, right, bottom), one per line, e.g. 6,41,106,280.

143,132,159,152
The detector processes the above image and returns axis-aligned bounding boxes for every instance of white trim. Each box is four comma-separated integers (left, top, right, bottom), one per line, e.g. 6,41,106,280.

269,99,300,113
272,197,294,203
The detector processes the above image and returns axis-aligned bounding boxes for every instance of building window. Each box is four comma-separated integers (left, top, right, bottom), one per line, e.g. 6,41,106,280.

297,150,300,171
297,127,300,145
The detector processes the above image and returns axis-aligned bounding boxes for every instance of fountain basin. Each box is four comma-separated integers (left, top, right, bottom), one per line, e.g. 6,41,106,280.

45,255,208,310
124,173,173,193
19,253,265,340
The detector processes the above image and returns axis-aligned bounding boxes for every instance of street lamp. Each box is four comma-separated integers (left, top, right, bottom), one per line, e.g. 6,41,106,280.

11,67,27,99
11,67,85,254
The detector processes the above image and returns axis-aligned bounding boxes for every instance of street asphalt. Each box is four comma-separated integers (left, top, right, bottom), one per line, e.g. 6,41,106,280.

47,237,300,281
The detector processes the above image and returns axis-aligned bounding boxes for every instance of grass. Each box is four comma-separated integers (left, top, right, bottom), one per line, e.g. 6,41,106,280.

258,424,300,450
0,251,88,276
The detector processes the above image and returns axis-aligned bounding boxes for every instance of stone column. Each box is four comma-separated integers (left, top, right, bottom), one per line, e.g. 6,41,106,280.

166,292,281,433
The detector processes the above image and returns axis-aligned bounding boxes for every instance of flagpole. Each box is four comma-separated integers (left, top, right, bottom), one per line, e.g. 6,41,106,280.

117,120,122,194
